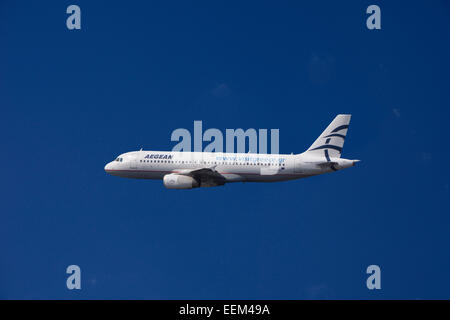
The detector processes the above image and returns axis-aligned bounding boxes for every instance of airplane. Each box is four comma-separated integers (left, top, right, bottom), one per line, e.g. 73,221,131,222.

104,114,360,189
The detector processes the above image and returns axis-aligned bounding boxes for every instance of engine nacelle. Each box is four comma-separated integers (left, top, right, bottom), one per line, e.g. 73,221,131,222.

163,174,199,189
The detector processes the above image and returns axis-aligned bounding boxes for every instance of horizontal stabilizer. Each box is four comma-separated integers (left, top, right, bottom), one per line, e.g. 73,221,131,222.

316,161,339,168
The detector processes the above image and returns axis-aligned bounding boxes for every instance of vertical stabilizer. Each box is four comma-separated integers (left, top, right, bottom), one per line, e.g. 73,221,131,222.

304,114,351,158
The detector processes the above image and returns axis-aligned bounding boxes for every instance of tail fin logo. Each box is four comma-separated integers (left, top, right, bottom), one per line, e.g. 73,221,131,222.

309,124,348,154
311,124,349,171
305,114,351,160
331,125,349,133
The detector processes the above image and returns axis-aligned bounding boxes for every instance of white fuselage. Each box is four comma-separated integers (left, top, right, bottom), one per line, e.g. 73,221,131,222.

104,150,357,184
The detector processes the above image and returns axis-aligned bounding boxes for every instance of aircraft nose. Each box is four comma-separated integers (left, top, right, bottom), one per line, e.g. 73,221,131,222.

104,162,112,172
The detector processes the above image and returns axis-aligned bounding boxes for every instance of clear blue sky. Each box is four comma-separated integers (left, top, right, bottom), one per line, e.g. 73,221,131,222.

1,1,450,299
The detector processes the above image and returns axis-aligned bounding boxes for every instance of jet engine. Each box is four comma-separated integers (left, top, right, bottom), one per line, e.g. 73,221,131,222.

163,174,200,189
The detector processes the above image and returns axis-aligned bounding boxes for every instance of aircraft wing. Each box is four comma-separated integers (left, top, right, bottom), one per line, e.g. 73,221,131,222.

175,166,226,187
